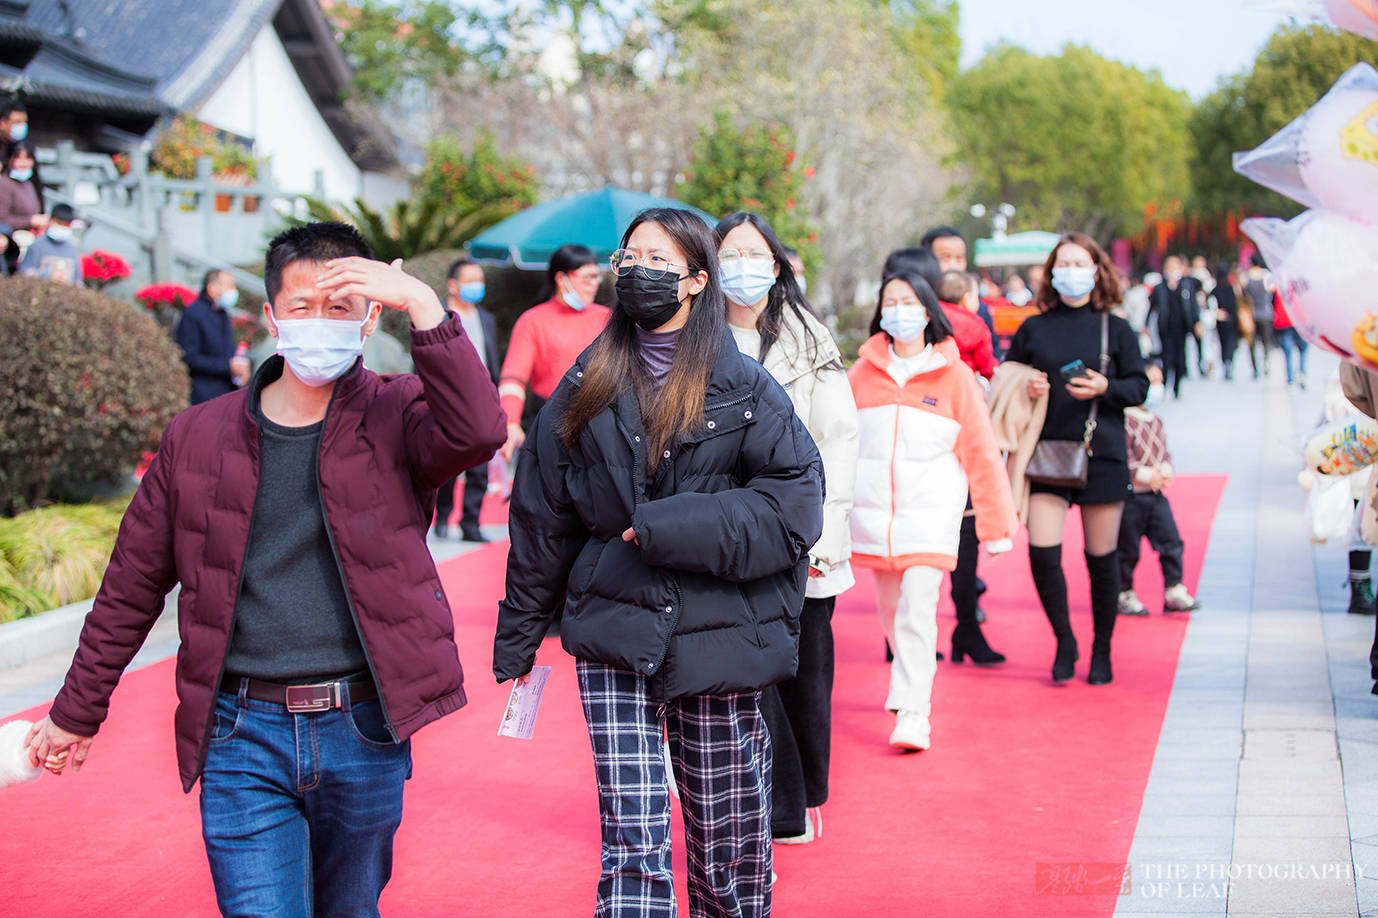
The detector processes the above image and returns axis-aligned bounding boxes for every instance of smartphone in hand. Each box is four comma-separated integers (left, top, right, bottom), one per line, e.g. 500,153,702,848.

1059,359,1088,382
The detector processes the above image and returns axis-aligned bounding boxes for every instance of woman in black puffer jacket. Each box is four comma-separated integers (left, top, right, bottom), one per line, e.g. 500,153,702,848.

493,207,824,918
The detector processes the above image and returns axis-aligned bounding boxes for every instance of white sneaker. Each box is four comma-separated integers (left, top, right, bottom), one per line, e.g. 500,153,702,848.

1164,583,1202,613
807,805,823,841
1117,589,1148,617
889,711,930,751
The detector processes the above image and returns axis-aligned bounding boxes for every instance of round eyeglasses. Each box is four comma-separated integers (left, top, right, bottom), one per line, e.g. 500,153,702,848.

610,248,689,281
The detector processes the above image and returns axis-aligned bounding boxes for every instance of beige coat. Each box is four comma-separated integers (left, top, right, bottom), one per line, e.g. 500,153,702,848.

733,308,859,598
987,360,1049,525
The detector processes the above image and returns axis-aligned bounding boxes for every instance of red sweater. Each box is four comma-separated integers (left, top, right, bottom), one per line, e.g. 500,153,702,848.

498,297,611,421
938,301,998,380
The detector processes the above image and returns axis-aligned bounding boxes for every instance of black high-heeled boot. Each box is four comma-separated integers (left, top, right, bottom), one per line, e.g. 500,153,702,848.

951,621,1006,664
1029,544,1077,682
1086,549,1119,685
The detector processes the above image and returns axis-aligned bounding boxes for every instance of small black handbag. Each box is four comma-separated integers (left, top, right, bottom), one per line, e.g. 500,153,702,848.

1025,313,1109,489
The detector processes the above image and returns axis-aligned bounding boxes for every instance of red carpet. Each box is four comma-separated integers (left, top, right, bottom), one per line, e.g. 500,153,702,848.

0,476,1226,916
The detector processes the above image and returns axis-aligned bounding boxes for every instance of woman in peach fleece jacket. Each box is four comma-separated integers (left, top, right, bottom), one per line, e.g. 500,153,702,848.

849,270,1018,752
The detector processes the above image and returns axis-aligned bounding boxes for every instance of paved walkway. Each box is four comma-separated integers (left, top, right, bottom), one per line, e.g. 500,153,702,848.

3,347,1376,917
1115,347,1376,917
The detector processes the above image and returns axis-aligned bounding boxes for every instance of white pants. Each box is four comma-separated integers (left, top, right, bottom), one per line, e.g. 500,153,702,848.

873,565,943,716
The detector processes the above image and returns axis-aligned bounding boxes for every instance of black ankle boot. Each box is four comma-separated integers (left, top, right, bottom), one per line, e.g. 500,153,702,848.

1086,550,1119,685
1030,544,1077,682
951,622,1006,665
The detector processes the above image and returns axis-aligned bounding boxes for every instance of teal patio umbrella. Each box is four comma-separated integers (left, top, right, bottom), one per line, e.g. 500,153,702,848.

467,187,715,270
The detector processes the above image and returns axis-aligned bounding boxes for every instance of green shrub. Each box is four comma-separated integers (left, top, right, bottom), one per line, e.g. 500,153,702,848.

0,276,188,516
0,499,128,622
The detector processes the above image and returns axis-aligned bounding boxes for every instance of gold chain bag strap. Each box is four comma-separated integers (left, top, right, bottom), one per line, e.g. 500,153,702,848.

1025,313,1110,489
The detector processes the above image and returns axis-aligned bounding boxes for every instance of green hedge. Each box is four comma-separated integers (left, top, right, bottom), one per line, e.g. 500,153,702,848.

0,276,188,515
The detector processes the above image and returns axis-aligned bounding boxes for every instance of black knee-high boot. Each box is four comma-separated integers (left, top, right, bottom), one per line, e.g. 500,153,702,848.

1086,550,1120,685
1029,544,1076,682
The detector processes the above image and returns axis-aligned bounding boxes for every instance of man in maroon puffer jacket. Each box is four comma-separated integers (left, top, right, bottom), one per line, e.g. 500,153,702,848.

25,222,506,915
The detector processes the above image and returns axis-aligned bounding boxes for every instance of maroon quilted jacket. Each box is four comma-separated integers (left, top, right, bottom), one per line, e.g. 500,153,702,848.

48,316,506,791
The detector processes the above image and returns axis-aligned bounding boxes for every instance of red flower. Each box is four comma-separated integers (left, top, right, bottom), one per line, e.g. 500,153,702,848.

785,151,796,165
135,282,199,310
81,249,132,283
803,167,815,179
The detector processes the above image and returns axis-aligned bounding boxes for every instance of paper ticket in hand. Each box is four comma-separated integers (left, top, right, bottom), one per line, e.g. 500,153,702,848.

497,666,551,739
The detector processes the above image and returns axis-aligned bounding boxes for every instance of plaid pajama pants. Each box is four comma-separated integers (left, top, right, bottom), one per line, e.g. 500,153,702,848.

576,659,772,918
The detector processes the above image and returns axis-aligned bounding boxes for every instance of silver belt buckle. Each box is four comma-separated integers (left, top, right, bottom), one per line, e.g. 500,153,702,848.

285,682,337,713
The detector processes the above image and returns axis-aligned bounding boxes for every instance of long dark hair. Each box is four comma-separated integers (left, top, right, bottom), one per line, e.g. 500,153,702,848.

1032,232,1122,314
712,211,835,368
869,271,953,346
557,208,725,466
536,243,597,302
5,138,42,211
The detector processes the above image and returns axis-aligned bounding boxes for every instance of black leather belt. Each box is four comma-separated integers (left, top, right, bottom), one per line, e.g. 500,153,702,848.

221,674,378,713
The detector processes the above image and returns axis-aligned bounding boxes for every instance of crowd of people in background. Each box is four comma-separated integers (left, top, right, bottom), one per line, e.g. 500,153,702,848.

22,156,1314,914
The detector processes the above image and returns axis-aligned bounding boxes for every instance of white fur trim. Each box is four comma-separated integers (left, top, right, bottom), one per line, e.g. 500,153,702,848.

0,720,40,787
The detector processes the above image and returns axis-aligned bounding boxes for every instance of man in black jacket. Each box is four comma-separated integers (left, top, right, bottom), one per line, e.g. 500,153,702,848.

435,258,502,541
1148,255,1200,399
175,268,249,404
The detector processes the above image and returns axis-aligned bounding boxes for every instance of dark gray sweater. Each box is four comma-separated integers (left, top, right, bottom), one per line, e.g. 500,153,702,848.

222,409,367,681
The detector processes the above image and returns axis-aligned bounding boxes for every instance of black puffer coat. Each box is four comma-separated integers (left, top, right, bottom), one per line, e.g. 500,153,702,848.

493,330,825,699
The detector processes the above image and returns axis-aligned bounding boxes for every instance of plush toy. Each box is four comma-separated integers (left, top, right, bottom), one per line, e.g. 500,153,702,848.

1233,63,1378,219
1305,415,1378,476
0,719,41,788
1242,210,1378,368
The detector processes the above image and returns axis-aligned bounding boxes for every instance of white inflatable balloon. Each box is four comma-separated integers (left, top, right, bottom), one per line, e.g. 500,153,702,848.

1242,210,1378,368
1234,63,1378,217
1243,0,1378,40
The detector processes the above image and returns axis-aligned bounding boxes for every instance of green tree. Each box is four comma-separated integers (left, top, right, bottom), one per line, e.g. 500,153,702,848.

327,0,477,100
1190,24,1378,217
417,131,540,220
888,0,962,97
676,112,819,269
947,44,1193,240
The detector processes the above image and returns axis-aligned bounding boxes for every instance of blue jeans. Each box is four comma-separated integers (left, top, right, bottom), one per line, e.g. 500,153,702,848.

1279,327,1309,384
199,683,411,918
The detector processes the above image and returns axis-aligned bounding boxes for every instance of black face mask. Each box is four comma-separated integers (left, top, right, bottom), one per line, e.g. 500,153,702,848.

616,266,686,331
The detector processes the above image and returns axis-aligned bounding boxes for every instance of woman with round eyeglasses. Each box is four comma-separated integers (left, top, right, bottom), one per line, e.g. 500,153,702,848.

497,244,610,461
714,211,856,845
1005,233,1149,686
494,208,824,916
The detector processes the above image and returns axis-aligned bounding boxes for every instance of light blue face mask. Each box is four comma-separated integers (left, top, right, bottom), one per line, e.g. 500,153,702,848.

1051,266,1097,300
880,304,928,344
218,288,240,310
9,167,31,183
9,123,26,142
719,258,776,307
1144,382,1166,410
46,224,73,244
562,288,587,311
459,281,485,304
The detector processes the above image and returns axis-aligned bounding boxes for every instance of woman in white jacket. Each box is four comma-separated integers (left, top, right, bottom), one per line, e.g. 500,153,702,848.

715,212,858,845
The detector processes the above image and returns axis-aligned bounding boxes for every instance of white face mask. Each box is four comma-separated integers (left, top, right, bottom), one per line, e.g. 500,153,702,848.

562,287,587,311
719,257,776,307
46,225,72,243
1051,265,1097,300
272,317,368,387
880,304,928,344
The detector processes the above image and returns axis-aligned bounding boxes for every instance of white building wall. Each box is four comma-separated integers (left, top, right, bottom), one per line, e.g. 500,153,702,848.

197,25,362,202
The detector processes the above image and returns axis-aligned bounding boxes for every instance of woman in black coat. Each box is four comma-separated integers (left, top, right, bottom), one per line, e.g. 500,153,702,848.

494,207,824,917
1212,261,1241,381
1005,233,1149,686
